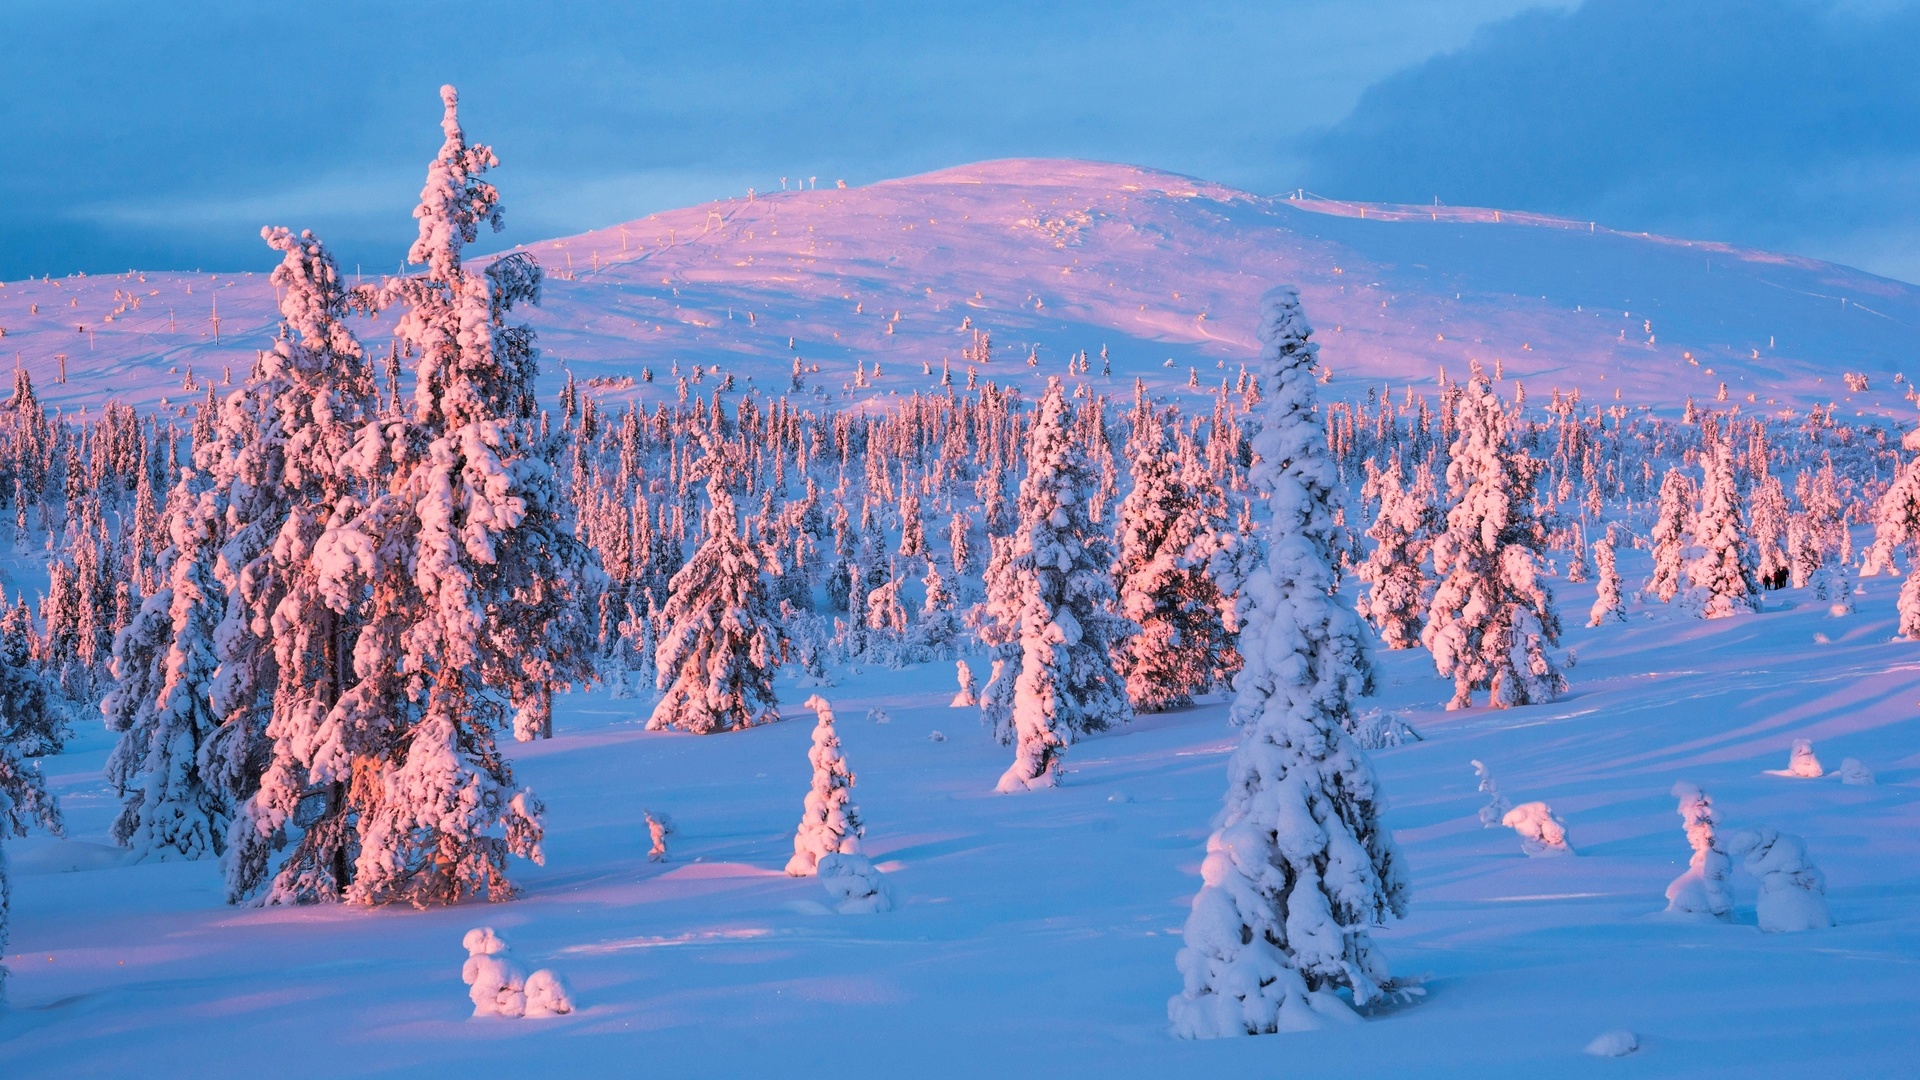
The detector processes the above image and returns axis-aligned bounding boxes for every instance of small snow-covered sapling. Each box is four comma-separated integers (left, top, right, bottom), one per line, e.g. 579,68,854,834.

461,928,573,1018
817,852,892,914
1471,759,1512,829
1664,782,1732,920
1776,738,1824,778
786,695,865,877
951,659,978,707
1722,827,1833,933
1501,802,1574,856
645,810,675,863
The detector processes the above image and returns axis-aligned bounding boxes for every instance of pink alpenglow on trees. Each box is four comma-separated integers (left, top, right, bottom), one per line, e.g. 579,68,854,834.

1862,431,1920,637
650,480,788,734
1356,461,1435,650
785,695,865,877
1169,289,1408,1039
991,378,1134,793
1686,440,1760,618
1422,365,1565,710
1588,526,1626,627
1648,467,1694,603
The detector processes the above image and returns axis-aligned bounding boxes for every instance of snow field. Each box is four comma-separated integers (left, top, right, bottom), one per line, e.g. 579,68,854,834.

3,539,1916,1077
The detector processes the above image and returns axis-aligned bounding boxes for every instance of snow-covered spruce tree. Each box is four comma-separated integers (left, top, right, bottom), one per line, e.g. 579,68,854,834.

1863,432,1920,638
1111,396,1236,710
785,694,864,876
1647,466,1694,603
649,480,788,733
973,535,1020,744
1588,525,1626,627
269,87,589,907
992,378,1134,793
0,599,61,760
1169,288,1408,1038
102,482,229,861
1422,366,1565,710
1355,461,1433,650
1685,441,1759,619
1,634,65,1003
1749,470,1792,590
217,226,384,902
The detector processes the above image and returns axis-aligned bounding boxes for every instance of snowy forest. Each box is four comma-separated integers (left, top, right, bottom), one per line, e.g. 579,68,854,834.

4,83,1918,1076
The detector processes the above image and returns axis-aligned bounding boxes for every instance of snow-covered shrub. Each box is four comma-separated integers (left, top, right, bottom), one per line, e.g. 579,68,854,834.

817,852,892,914
1350,709,1422,750
950,660,978,707
462,927,530,1017
462,928,572,1017
523,968,574,1017
1664,782,1732,920
1501,802,1573,856
645,810,674,863
1722,827,1833,933
1838,758,1874,785
1471,759,1512,828
786,696,864,877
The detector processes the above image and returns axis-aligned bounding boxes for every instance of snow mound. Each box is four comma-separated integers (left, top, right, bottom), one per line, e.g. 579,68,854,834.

1765,738,1824,778
1839,758,1875,785
1583,1029,1640,1057
817,852,893,914
1502,802,1574,857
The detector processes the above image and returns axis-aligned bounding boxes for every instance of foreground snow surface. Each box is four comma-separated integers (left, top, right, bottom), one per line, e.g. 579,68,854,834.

5,564,1918,1077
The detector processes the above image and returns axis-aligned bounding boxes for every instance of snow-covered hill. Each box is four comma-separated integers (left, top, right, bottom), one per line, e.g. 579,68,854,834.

2,159,1916,421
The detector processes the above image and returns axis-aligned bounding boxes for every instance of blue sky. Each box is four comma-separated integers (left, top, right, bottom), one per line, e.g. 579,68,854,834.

3,0,1916,282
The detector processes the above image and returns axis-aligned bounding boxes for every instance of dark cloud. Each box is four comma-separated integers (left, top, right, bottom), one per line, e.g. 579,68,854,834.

1299,0,1920,280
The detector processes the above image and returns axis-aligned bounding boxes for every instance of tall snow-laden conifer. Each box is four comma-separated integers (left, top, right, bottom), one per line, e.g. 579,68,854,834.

1422,365,1565,710
263,86,588,907
219,226,381,903
1863,429,1920,637
650,480,788,733
1,617,65,1002
1169,288,1408,1038
1588,526,1626,626
1355,461,1434,649
102,481,228,861
1685,440,1759,618
1648,467,1693,602
992,378,1134,792
1111,393,1236,711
